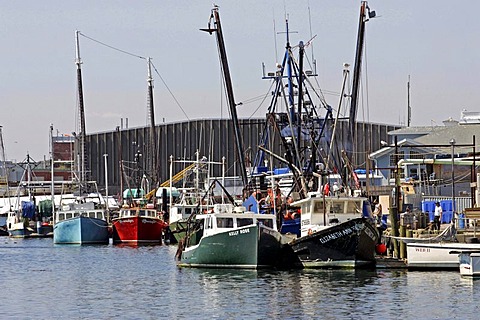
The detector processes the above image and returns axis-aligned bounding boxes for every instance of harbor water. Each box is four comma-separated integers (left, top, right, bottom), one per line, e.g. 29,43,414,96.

1,237,479,319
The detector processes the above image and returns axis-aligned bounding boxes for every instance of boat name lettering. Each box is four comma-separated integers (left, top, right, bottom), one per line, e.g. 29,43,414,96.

142,219,158,224
119,219,134,224
318,226,356,244
229,228,250,237
415,248,430,253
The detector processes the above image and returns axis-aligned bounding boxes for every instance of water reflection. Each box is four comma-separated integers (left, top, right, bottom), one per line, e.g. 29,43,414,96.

2,239,480,319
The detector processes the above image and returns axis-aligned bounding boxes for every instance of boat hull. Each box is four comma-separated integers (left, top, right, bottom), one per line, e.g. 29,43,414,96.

54,216,109,244
7,221,32,238
457,252,480,276
289,218,379,268
407,242,480,269
112,216,165,244
179,224,285,269
37,224,53,236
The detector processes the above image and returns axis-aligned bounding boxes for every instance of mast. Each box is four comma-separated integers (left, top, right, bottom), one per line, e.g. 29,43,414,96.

256,18,329,196
103,153,109,217
326,64,350,172
26,153,32,199
296,41,305,164
348,2,375,162
147,57,158,188
75,30,87,184
201,6,248,187
117,126,124,205
50,125,55,219
0,126,11,207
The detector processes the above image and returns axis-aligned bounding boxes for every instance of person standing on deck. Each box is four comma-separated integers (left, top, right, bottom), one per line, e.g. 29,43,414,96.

373,200,382,226
434,202,443,231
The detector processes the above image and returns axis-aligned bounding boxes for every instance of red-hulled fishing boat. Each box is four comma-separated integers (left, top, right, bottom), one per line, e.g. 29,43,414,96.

112,205,167,244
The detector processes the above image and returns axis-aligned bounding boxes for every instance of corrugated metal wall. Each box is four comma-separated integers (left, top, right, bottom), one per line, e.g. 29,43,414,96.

86,118,399,194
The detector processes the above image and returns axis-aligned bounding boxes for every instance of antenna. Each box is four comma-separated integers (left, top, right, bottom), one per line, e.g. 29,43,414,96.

308,2,316,74
407,75,411,127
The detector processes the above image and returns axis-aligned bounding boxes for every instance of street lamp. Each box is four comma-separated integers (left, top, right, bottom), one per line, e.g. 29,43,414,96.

450,138,456,216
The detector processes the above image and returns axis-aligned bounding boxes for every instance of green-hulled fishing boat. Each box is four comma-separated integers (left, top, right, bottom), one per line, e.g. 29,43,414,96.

177,203,292,269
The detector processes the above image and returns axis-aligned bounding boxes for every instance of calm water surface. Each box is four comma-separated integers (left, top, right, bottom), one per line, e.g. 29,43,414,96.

1,237,479,319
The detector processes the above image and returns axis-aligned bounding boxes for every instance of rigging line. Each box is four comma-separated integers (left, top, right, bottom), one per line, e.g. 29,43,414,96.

241,93,272,104
247,82,275,120
291,51,328,108
78,32,146,60
220,62,224,120
150,61,190,121
307,1,315,64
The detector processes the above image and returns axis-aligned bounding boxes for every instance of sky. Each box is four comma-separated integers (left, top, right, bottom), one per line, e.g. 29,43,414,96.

1,1,480,162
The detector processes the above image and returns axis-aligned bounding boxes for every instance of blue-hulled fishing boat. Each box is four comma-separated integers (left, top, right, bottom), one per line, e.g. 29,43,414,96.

54,198,109,245
53,32,110,245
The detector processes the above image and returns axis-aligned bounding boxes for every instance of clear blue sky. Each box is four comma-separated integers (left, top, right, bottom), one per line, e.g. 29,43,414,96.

1,0,479,162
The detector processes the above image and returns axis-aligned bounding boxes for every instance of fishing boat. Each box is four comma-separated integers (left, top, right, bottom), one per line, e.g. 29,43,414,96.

4,154,43,238
53,184,110,245
165,153,230,244
53,32,110,245
112,204,167,244
113,152,168,244
167,188,211,244
113,148,168,244
177,203,290,269
288,194,379,268
243,2,379,268
6,201,35,238
53,203,109,244
175,8,293,268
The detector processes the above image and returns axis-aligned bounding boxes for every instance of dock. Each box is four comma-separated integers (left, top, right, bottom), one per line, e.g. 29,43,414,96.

375,255,407,269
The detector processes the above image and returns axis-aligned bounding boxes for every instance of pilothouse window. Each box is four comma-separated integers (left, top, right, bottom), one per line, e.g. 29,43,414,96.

313,201,324,213
237,218,253,227
217,217,234,228
257,218,273,228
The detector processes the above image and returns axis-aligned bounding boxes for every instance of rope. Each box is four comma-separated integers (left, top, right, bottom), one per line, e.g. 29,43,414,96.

78,32,192,122
149,61,190,121
247,82,275,120
84,214,110,228
78,32,146,60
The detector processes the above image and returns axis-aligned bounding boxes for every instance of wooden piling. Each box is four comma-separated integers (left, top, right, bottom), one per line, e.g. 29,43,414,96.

399,225,406,259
